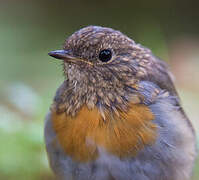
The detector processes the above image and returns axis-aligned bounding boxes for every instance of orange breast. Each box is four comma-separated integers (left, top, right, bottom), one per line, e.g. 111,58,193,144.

51,103,157,162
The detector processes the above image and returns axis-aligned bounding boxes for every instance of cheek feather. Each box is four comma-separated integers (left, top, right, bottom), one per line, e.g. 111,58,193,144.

51,103,157,162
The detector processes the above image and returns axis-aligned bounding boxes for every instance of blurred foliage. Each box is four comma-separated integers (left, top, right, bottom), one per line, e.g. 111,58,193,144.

0,0,198,179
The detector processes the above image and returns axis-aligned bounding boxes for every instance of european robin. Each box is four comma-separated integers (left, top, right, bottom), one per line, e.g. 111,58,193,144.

45,26,197,180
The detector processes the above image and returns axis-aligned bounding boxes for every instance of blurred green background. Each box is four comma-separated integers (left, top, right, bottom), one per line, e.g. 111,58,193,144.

0,0,198,179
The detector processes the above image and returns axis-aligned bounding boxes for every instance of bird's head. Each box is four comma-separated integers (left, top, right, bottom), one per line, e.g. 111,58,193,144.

48,26,157,114
49,26,152,89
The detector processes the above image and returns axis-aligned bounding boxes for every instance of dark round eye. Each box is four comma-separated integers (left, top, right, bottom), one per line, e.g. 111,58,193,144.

98,49,112,62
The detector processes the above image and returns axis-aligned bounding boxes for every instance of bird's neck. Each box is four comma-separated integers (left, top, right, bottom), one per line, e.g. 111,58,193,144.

53,77,140,117
55,64,141,116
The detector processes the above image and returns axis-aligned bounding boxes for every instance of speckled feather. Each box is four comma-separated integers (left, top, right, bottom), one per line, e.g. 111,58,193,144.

45,26,196,180
54,26,177,116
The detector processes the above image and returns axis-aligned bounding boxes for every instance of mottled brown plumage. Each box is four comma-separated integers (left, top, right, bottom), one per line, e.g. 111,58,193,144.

52,26,176,116
45,26,196,180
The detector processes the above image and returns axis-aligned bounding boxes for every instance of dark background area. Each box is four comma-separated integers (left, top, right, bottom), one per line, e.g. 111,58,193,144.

0,0,198,179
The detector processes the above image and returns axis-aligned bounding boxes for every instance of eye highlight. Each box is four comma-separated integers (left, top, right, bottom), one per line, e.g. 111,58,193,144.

98,49,112,62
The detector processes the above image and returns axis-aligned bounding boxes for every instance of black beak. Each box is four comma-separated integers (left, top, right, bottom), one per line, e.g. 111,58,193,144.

48,49,93,66
48,50,72,60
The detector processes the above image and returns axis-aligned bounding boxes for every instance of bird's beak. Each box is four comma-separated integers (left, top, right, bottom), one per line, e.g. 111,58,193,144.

48,50,93,66
48,50,73,60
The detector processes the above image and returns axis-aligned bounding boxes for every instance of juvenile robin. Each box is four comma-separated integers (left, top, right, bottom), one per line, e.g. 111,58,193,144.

45,26,196,180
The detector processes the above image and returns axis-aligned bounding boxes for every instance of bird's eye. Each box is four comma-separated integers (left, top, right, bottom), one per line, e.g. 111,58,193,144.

98,49,112,62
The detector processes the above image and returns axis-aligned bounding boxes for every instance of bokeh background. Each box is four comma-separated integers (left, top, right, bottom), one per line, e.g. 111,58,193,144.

0,0,198,179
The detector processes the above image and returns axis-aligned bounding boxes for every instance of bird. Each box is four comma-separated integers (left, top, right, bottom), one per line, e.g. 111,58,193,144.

45,26,197,180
